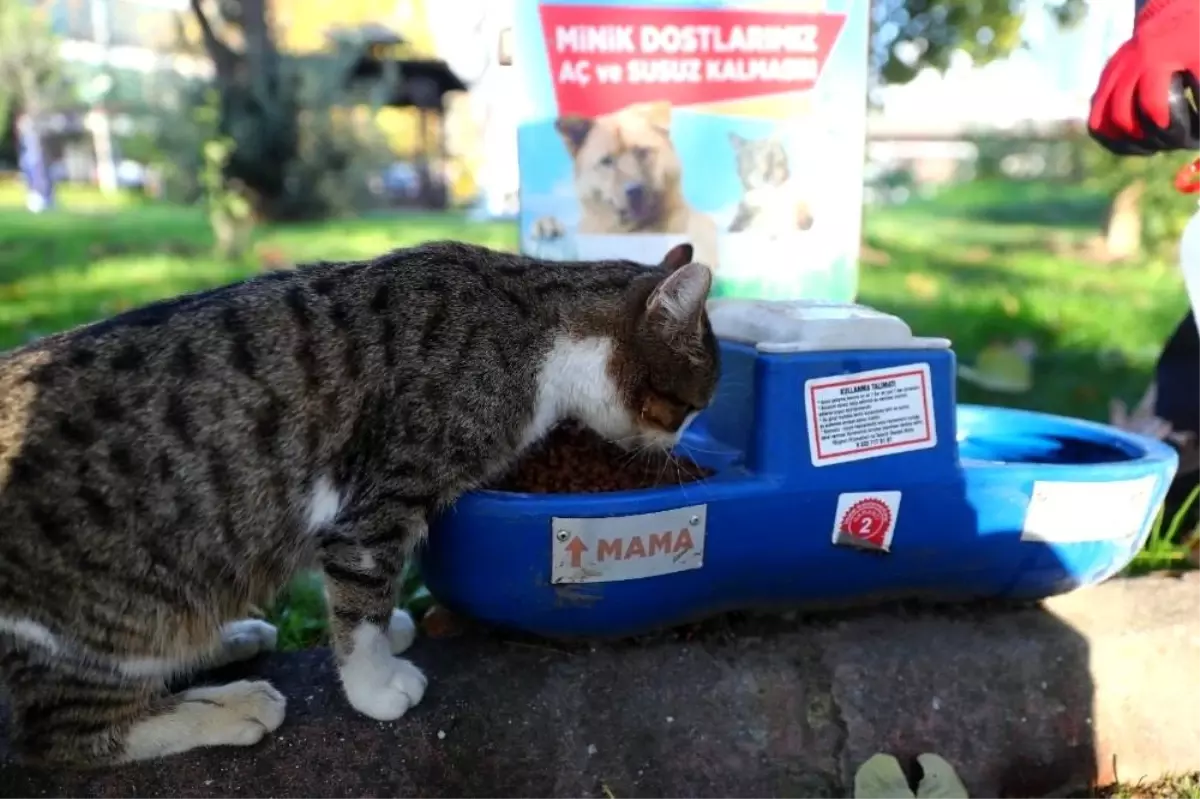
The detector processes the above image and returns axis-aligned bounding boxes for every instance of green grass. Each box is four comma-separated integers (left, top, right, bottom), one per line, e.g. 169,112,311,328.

0,178,1193,651
1091,772,1200,798
0,178,149,212
264,560,434,650
1123,483,1200,576
859,180,1188,422
0,203,517,350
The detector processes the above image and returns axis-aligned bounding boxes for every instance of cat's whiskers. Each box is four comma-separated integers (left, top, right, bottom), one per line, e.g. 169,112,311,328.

661,452,697,506
629,440,658,472
617,445,642,466
676,443,725,455
655,446,676,489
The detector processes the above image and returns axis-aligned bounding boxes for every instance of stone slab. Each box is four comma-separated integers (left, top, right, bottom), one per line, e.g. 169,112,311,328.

1,572,1196,798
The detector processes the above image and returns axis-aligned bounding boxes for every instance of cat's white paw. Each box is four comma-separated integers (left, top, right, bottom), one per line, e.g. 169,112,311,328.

388,608,417,655
219,619,278,663
339,623,427,722
122,680,287,761
181,680,288,744
346,656,427,721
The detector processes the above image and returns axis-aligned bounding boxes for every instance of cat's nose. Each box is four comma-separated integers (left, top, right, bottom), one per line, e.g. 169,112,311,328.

624,183,646,209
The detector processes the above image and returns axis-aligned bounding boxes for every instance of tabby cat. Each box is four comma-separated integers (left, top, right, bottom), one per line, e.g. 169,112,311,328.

727,132,814,233
0,240,719,766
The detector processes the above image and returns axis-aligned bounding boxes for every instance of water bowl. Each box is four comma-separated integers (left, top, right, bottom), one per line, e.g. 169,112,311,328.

421,299,1178,639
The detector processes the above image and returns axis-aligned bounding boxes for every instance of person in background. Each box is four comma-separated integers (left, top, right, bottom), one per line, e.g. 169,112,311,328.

16,112,55,214
1090,0,1199,553
1088,0,1198,157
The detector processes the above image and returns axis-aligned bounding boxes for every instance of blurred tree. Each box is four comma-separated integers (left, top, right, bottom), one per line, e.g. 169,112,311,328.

870,0,1194,261
181,0,394,221
268,0,438,162
186,0,295,218
271,0,425,54
0,0,72,126
870,0,1086,87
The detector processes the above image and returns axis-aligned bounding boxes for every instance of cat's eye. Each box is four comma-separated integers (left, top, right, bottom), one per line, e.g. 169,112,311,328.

598,155,615,168
633,147,651,161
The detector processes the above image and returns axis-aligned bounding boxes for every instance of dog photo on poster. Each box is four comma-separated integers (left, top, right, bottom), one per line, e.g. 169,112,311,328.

513,0,869,302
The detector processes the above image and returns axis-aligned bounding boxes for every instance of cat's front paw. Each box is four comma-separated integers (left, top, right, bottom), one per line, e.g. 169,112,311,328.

342,655,428,721
338,623,427,721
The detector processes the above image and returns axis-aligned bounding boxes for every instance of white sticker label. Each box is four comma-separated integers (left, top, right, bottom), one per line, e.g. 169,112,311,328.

1021,476,1158,543
831,491,902,552
551,504,706,584
805,363,937,467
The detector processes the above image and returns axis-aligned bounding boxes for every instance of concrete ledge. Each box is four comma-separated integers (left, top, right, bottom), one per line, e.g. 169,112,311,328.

2,572,1197,798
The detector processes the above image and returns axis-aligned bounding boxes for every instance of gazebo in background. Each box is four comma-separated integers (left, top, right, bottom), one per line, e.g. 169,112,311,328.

331,24,467,210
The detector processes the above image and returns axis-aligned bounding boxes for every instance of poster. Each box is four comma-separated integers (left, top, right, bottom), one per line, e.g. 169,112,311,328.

513,0,869,301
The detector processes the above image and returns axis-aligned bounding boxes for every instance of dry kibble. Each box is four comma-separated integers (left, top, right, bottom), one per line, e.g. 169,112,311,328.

487,423,714,494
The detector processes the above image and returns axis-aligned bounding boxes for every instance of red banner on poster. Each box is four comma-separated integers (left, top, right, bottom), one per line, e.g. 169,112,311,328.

538,3,847,117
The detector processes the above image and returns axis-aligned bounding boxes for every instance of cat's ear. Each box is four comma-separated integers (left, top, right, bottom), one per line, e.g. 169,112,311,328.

645,262,712,333
729,131,746,150
659,243,693,272
555,116,594,157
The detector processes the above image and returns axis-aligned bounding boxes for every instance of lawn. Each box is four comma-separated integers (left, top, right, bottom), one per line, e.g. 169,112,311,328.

0,180,1187,418
860,180,1187,420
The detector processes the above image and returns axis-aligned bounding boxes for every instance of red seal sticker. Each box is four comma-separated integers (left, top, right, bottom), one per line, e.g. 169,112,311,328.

831,492,901,552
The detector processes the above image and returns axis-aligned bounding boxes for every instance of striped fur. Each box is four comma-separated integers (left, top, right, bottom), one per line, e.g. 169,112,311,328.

0,240,718,766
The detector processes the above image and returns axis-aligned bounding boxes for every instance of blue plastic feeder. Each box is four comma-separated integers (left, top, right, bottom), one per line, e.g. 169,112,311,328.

422,300,1179,639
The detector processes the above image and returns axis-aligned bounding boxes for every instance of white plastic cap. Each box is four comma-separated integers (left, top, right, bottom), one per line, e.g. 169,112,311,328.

706,298,951,353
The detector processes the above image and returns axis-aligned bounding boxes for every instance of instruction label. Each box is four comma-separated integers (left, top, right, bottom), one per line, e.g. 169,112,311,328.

831,491,901,552
1021,476,1158,544
805,363,936,467
551,504,707,584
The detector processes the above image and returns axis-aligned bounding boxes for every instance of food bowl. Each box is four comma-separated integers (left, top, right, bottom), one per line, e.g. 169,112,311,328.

421,299,1178,639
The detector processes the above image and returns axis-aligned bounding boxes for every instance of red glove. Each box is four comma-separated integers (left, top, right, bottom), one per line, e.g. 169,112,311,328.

1088,0,1200,155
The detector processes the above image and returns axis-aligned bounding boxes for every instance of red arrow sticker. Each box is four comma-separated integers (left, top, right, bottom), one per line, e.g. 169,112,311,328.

564,535,588,568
